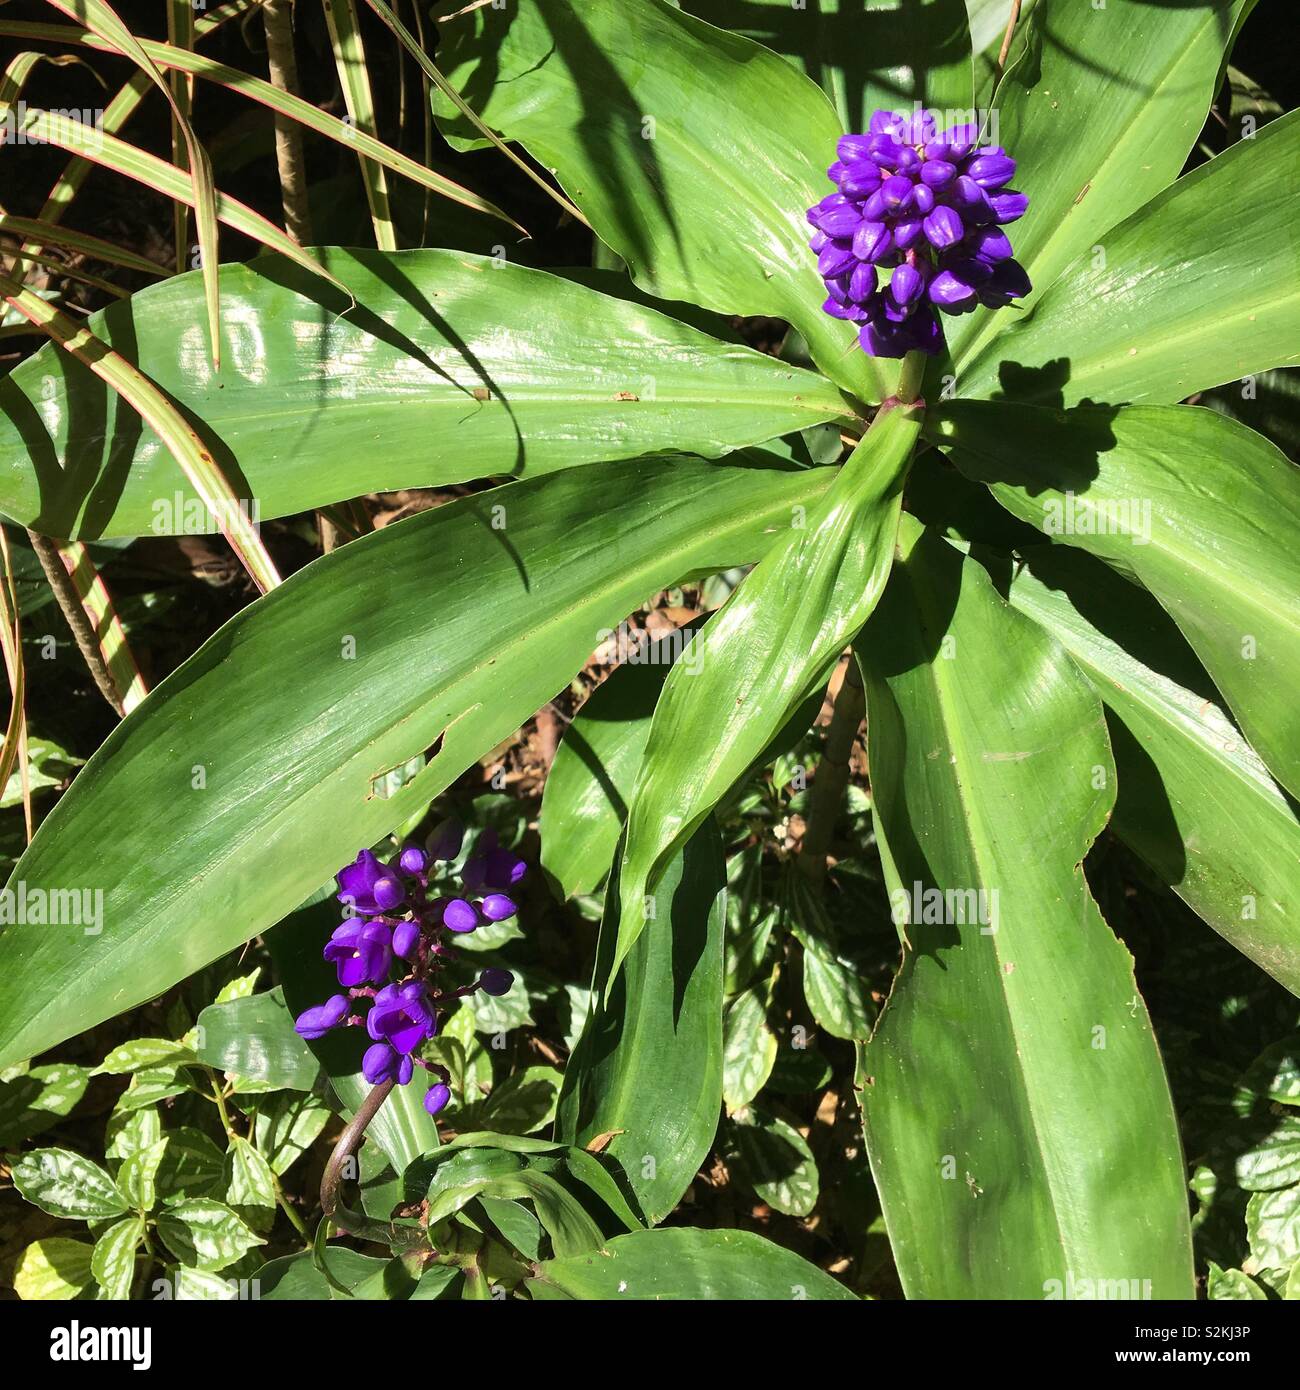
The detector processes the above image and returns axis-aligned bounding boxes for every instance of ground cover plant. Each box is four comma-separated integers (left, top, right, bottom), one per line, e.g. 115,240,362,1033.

0,0,1297,1306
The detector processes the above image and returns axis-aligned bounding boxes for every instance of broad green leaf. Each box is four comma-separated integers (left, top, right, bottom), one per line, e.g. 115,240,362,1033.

0,456,833,1070
91,1215,143,1300
855,518,1194,1299
681,0,974,131
260,1247,391,1300
225,1136,278,1210
532,1227,856,1300
432,0,889,402
155,1198,264,1271
729,1103,820,1217
12,1147,129,1220
1003,547,1300,994
12,1238,93,1300
557,822,725,1225
468,1169,606,1258
785,870,875,1040
615,404,922,970
935,401,1300,797
463,1066,561,1137
480,1197,542,1263
0,249,847,539
539,624,699,900
723,980,778,1112
196,988,321,1092
961,108,1300,404
947,0,1254,371
0,1061,89,1145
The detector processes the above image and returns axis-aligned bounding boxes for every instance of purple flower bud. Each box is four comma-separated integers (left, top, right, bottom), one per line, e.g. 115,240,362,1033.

945,124,979,160
392,919,421,959
324,919,393,987
480,893,518,922
968,226,1014,263
479,968,515,997
425,817,464,862
442,898,479,934
912,184,936,216
888,262,925,309
848,261,877,303
968,152,1016,189
880,174,914,211
294,994,350,1039
852,220,891,263
363,1041,413,1086
336,849,406,916
811,194,861,239
839,165,882,198
367,980,436,1054
424,1083,452,1116
892,219,923,250
979,258,1032,306
988,190,1029,224
817,241,857,278
928,267,980,310
923,206,964,249
920,159,956,188
484,849,527,890
398,845,427,876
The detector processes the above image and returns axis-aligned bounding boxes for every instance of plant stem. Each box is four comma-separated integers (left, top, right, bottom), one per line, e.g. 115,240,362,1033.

895,349,927,407
996,0,1023,78
319,1080,402,1244
263,0,314,246
797,655,865,884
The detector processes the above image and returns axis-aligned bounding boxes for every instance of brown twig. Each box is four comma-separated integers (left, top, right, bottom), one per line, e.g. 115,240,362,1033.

796,655,865,884
263,0,314,246
996,0,1023,79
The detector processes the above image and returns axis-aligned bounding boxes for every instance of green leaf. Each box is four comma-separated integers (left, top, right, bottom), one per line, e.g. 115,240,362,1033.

152,1127,226,1204
1236,1118,1300,1193
723,980,778,1112
615,404,922,970
463,1066,562,1137
0,455,833,1070
12,1238,94,1300
1207,1263,1269,1301
540,623,699,900
729,1103,820,1217
532,1227,856,1300
785,871,875,1040
432,0,887,402
679,0,974,131
947,0,1254,373
557,821,725,1225
11,1147,129,1220
225,1135,278,1210
260,1247,392,1300
0,247,848,539
196,987,321,1092
91,1215,143,1300
1246,1186,1300,1272
935,402,1300,798
117,1139,167,1211
855,518,1194,1298
105,1106,162,1166
1003,547,1300,995
253,1091,333,1176
962,108,1300,405
0,1061,89,1145
155,1198,264,1272
92,1037,199,1075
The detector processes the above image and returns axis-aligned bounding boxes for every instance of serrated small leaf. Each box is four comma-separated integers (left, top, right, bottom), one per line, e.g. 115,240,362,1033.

1207,1263,1268,1301
723,985,778,1112
153,1127,226,1203
1246,1186,1300,1272
729,1104,820,1217
91,1216,144,1300
156,1198,264,1271
225,1136,277,1210
464,1066,561,1137
117,1139,167,1211
1236,1118,1300,1193
253,1092,332,1176
12,1147,128,1220
0,1062,90,1145
93,1038,199,1075
105,1106,162,1166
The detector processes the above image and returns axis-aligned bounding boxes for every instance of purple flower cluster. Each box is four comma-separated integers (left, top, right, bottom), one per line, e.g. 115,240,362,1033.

294,819,521,1117
807,109,1030,358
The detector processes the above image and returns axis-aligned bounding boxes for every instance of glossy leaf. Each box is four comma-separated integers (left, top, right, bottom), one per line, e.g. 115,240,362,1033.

855,518,1194,1299
12,1147,129,1221
614,404,922,971
723,978,778,1112
680,0,973,131
432,0,889,402
1003,548,1300,995
196,988,321,1092
729,1103,819,1217
556,822,725,1225
91,1216,143,1301
12,1239,93,1300
934,401,1300,797
531,1227,856,1300
947,0,1253,371
961,108,1300,404
0,456,832,1069
155,1198,264,1272
0,249,847,539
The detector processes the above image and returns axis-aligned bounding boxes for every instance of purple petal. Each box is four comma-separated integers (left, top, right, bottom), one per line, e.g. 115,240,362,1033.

920,159,956,188
923,205,964,248
817,241,857,278
968,153,1016,189
851,220,891,263
294,994,350,1040
392,919,421,959
443,898,479,934
989,190,1029,224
